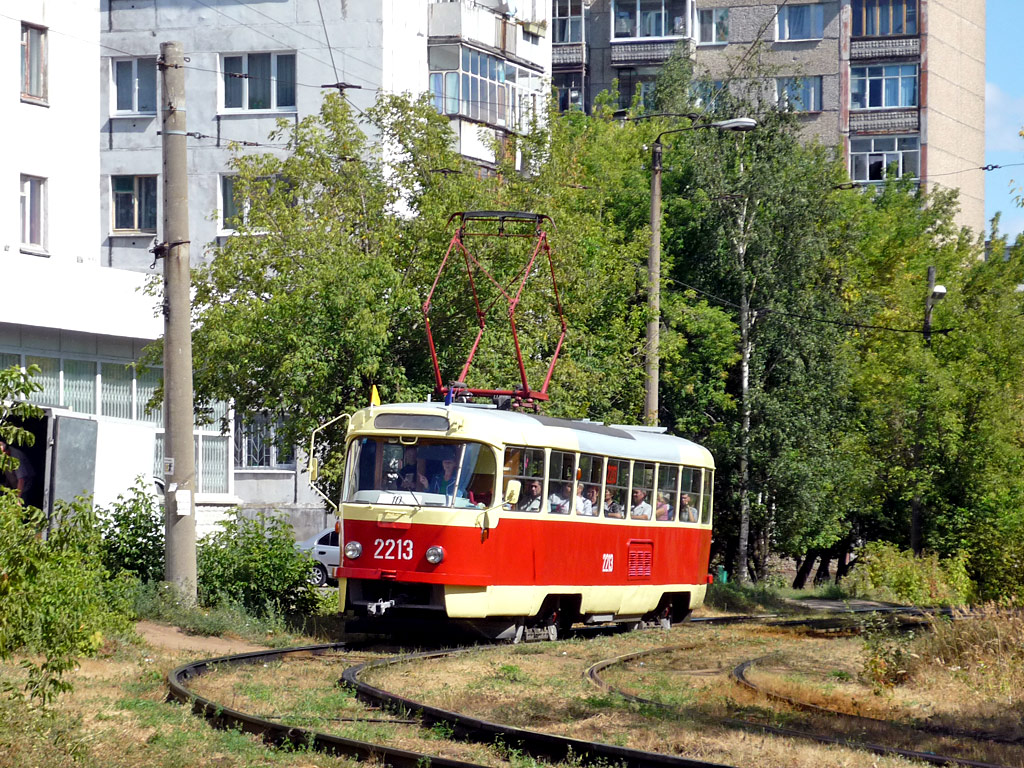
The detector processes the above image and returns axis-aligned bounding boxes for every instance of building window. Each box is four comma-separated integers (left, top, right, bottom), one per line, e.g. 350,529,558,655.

612,0,689,39
113,58,157,114
852,0,917,37
112,175,157,232
777,4,825,40
553,0,583,43
697,8,728,44
221,175,243,230
21,24,46,102
222,52,296,111
851,64,917,109
849,135,919,182
776,76,822,112
690,79,725,109
553,72,584,112
234,413,294,469
20,175,46,251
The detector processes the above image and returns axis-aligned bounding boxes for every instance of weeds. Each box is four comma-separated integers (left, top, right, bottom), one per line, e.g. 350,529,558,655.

704,581,791,614
858,612,917,688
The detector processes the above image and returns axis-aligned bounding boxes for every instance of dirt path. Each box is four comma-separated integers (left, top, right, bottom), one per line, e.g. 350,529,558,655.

136,620,270,656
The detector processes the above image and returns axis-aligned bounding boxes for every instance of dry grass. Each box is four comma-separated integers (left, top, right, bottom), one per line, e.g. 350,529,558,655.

5,614,1024,768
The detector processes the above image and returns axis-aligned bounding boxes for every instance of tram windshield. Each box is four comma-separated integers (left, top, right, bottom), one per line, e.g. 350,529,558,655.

344,436,497,508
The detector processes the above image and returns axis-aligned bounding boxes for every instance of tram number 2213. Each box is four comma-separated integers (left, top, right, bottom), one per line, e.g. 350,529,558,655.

374,538,414,560
601,553,614,573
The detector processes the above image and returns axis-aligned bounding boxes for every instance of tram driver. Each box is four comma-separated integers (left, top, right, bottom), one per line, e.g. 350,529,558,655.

399,446,428,492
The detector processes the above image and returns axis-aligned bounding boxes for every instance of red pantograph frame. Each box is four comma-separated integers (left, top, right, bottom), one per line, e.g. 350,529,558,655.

422,211,566,404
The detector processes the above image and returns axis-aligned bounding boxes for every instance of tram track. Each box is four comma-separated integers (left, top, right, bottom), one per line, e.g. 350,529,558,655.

165,611,1016,768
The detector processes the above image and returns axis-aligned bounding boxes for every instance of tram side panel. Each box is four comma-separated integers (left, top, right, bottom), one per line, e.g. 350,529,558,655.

339,508,712,621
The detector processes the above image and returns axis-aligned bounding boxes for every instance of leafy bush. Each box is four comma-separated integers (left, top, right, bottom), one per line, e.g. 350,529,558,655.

0,492,133,703
845,542,976,607
197,511,318,618
98,478,164,583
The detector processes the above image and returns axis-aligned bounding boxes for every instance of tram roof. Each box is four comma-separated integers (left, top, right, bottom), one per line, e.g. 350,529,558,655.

353,402,714,467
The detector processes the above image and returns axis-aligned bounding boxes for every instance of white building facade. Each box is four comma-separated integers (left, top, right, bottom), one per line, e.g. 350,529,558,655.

9,0,547,533
2,1,170,513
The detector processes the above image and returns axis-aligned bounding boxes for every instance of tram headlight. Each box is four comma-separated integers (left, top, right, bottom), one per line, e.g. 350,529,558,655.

344,541,363,560
425,546,445,565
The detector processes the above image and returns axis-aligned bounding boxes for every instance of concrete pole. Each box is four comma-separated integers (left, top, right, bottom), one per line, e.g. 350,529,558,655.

645,141,663,426
159,41,197,601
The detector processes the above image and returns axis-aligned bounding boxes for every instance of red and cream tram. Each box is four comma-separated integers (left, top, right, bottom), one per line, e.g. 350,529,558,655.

335,401,714,640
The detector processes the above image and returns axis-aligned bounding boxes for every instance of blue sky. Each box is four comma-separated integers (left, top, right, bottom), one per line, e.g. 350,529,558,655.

985,0,1024,240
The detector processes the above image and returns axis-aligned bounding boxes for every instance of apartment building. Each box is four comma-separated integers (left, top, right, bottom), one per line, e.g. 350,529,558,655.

94,0,549,528
1,1,173,513
551,0,986,234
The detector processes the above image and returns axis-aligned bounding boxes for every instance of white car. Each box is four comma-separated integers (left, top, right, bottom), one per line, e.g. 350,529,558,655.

297,527,339,587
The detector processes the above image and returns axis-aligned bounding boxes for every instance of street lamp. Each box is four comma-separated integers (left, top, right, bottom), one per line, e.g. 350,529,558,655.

645,117,757,426
923,265,946,347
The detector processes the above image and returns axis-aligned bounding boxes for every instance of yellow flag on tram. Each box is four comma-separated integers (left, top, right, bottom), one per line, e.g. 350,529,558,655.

370,385,381,406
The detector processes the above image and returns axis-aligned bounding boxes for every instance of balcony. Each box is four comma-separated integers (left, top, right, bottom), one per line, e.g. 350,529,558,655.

553,42,586,68
849,108,919,133
611,38,693,67
850,37,919,61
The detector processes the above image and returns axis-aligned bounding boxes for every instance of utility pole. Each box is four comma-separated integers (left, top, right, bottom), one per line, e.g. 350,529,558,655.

645,142,662,426
159,41,197,601
644,117,757,427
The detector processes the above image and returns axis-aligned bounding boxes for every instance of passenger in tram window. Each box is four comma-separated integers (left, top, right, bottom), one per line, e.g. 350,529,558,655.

518,478,543,511
604,488,624,518
549,481,573,514
681,493,699,523
582,484,600,516
631,488,652,520
655,492,673,521
575,482,592,515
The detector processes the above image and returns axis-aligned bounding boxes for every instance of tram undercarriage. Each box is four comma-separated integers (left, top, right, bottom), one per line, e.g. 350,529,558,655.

342,577,698,641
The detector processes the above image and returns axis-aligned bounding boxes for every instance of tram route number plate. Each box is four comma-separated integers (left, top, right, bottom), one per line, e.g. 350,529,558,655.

601,553,614,572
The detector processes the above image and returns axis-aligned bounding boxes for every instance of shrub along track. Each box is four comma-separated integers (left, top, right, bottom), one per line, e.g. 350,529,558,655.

166,612,1014,768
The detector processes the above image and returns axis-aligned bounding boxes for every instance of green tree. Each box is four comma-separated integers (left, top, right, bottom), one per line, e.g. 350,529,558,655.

657,90,854,582
0,365,43,483
842,184,1024,597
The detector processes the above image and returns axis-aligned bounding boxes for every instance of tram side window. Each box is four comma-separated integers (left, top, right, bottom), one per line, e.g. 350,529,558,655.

548,450,576,514
656,464,679,521
680,467,701,524
604,458,628,518
630,462,655,520
503,445,545,512
578,453,603,516
701,469,714,525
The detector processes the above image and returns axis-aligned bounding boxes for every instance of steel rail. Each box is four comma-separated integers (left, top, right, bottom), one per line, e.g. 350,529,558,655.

166,643,492,768
584,645,1016,768
341,647,737,768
